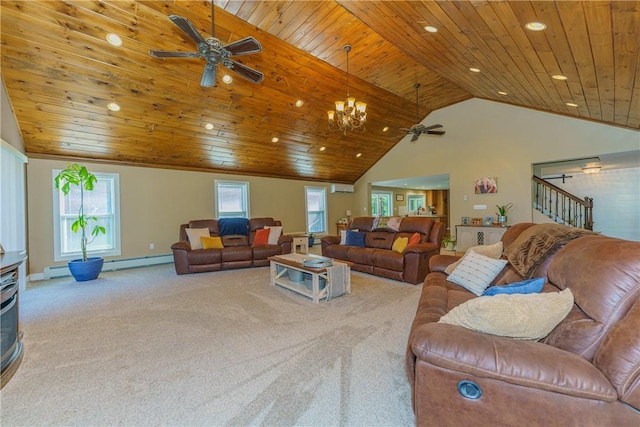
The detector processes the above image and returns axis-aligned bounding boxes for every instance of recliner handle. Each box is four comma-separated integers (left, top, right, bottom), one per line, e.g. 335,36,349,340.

457,380,482,400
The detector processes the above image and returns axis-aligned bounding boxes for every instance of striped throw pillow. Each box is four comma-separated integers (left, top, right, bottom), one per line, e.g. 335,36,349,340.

447,250,508,295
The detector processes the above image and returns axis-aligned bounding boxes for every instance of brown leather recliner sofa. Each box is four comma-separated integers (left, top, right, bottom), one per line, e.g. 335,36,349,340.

406,222,640,426
171,217,292,275
320,216,445,285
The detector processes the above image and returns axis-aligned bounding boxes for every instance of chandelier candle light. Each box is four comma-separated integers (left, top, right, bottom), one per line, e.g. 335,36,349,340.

328,44,367,134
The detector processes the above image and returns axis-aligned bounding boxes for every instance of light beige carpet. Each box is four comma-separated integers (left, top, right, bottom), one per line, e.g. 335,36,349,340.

1,264,420,426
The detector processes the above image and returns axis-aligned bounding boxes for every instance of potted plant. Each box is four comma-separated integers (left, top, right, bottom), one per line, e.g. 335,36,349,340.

443,235,456,251
496,203,513,227
54,163,107,281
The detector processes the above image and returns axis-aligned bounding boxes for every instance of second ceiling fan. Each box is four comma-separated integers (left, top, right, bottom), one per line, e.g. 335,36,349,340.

400,83,445,142
149,1,263,87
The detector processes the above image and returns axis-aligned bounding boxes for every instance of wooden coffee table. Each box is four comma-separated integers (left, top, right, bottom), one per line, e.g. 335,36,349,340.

268,253,351,303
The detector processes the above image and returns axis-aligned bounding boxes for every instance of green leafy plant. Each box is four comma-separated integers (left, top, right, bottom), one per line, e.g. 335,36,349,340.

496,203,514,216
54,163,106,261
443,235,456,250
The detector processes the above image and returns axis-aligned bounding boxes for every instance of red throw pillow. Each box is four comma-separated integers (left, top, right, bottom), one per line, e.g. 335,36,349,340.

253,228,270,246
409,232,421,245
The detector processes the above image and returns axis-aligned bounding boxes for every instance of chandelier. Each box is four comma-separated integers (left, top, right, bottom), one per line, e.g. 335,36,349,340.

328,44,367,134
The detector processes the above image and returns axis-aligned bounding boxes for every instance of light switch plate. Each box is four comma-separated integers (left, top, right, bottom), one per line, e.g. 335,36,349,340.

473,204,487,210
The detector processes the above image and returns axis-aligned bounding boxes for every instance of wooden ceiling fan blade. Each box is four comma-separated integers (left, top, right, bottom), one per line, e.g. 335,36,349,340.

427,130,446,136
201,63,217,87
169,15,206,45
424,123,443,130
226,37,262,56
149,50,200,58
228,60,263,83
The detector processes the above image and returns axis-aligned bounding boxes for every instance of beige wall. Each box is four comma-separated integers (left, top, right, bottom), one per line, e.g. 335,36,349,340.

24,98,640,275
27,158,354,274
357,99,640,235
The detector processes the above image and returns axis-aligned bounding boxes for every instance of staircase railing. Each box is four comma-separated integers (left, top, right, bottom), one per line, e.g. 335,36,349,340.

532,175,593,230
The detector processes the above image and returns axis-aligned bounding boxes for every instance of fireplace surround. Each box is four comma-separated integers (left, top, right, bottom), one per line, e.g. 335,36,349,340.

1,251,26,388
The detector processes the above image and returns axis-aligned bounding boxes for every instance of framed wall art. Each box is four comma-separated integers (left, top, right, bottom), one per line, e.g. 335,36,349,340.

474,177,498,194
395,194,404,201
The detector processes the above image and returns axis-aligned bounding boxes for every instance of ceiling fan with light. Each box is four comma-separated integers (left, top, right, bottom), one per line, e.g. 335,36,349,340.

149,1,263,87
400,83,445,142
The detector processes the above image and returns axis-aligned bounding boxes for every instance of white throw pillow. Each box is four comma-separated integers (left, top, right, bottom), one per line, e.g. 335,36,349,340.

438,289,574,340
340,228,358,245
185,228,210,250
265,226,283,245
445,241,503,275
447,250,508,296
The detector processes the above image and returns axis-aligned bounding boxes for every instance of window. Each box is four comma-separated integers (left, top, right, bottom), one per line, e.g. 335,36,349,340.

305,186,327,234
407,194,426,212
371,191,393,216
215,180,249,218
1,140,27,252
53,170,120,261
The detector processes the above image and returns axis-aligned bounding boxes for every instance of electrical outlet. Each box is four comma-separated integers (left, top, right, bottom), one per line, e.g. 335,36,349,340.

149,243,155,250
463,195,468,201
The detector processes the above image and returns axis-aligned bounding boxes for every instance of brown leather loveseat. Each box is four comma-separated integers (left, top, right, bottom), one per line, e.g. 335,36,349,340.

406,222,640,426
171,217,292,275
320,216,445,284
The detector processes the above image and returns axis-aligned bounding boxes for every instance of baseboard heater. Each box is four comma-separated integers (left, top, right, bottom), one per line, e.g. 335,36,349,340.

33,254,174,281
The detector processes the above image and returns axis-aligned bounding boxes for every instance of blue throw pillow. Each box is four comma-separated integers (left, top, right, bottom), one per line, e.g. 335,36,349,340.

345,230,366,247
482,277,545,296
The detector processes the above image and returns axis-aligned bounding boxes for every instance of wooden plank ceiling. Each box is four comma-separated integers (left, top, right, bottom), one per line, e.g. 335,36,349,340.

1,1,638,183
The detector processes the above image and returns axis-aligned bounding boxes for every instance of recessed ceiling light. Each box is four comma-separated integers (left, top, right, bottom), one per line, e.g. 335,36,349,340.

204,123,214,130
469,67,481,73
319,146,326,151
295,99,304,107
271,137,279,143
382,126,389,132
106,33,123,47
498,91,508,95
552,74,568,81
424,26,438,33
566,102,578,107
107,102,120,111
525,22,547,31
222,75,233,84
356,153,362,158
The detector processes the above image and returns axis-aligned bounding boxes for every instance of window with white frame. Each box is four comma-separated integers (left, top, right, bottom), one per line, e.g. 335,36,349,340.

407,194,426,213
305,186,327,234
371,191,393,216
215,180,250,218
52,170,121,261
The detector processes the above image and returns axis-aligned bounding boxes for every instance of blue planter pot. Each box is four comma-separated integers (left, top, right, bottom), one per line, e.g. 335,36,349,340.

68,257,104,282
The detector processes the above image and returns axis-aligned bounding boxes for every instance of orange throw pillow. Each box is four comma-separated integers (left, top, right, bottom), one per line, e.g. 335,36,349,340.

253,228,270,246
409,232,421,245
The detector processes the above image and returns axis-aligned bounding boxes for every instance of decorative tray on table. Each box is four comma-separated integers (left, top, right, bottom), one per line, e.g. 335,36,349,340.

302,257,333,268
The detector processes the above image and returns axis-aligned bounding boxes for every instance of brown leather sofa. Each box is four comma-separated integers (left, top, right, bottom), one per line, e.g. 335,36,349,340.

406,223,640,426
171,217,292,275
320,216,445,285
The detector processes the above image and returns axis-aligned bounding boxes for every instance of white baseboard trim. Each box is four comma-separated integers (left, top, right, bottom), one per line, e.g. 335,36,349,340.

30,254,174,281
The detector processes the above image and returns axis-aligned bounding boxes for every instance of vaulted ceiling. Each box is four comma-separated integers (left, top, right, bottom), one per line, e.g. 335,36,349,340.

2,1,638,183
